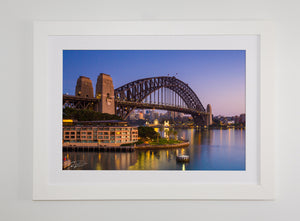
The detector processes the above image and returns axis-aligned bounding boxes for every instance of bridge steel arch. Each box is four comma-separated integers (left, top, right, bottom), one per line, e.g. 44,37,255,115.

114,76,208,125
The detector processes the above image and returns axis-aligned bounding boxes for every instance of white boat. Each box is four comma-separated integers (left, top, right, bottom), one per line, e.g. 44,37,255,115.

176,155,190,162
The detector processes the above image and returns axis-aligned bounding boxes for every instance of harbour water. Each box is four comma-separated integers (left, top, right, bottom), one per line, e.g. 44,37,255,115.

63,128,245,170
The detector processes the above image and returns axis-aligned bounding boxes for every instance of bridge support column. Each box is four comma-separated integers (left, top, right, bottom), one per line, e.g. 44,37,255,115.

75,76,94,98
95,73,115,115
206,104,213,126
192,114,206,127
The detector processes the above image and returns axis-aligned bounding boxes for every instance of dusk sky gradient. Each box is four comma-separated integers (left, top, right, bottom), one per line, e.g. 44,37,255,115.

63,50,245,116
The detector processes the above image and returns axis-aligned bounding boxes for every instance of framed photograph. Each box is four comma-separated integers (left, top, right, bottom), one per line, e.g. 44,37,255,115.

33,21,275,200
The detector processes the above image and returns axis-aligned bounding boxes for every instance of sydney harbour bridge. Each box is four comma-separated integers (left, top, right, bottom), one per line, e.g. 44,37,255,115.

63,73,213,126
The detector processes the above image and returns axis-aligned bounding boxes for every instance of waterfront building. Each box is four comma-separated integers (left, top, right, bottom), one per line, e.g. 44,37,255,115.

138,111,144,119
63,120,138,146
234,115,239,124
227,120,235,125
153,112,159,120
164,121,170,127
172,111,179,119
129,112,137,120
239,114,246,124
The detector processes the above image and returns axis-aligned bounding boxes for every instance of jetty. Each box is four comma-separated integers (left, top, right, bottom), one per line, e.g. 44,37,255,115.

63,144,135,152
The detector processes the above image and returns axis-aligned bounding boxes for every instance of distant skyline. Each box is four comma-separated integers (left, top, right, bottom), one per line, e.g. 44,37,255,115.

63,50,245,116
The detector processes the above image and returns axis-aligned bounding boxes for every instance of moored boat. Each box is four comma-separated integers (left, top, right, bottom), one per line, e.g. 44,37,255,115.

176,155,190,162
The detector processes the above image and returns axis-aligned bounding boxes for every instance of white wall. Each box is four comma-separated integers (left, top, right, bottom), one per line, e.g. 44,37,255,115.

0,0,299,220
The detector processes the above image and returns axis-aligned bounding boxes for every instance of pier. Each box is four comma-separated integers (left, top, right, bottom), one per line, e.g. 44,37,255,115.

63,145,135,152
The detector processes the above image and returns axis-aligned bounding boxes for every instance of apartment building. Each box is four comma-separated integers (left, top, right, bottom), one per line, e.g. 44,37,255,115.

63,120,138,146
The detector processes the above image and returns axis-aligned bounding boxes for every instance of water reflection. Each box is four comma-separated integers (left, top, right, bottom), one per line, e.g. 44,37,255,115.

63,128,245,170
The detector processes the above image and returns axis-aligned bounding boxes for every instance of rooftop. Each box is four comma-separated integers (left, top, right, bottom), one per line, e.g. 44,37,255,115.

62,119,139,127
77,120,127,124
79,76,91,79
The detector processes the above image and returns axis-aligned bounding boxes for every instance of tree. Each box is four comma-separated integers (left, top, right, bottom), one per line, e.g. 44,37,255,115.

173,130,178,140
169,127,175,139
165,129,170,140
159,126,164,134
63,107,121,121
138,126,160,140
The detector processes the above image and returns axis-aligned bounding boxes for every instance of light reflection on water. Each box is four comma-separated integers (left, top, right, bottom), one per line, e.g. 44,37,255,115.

63,128,245,170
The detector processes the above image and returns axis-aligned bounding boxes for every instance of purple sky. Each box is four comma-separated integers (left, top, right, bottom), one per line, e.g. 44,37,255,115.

63,50,245,116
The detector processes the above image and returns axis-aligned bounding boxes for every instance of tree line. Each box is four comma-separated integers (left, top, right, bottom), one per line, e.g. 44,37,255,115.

63,107,122,121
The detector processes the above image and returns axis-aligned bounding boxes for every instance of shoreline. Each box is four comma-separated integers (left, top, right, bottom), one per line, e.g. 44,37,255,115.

63,141,190,151
135,141,189,150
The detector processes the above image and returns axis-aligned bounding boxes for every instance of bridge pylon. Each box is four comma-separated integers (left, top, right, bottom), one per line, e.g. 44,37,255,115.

75,76,94,98
94,73,115,115
206,104,213,126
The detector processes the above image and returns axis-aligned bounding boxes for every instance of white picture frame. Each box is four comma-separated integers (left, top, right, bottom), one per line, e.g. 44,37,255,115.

33,21,275,200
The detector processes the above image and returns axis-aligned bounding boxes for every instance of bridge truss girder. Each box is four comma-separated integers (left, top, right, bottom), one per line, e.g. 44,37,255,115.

114,76,207,125
63,95,98,110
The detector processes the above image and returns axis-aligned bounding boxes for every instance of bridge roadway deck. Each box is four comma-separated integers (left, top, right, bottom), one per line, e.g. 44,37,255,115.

63,95,208,116
116,100,208,116
63,94,98,102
